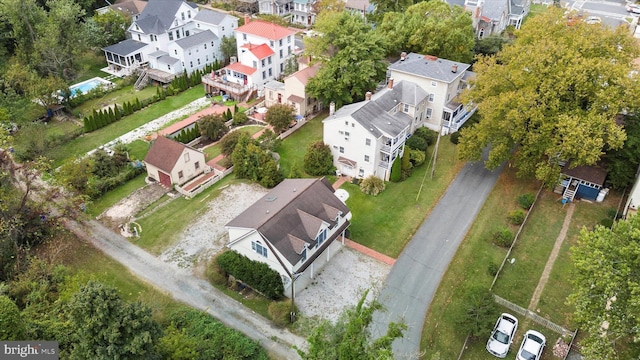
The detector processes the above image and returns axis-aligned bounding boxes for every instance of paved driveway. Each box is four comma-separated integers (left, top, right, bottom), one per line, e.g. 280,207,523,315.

371,154,504,358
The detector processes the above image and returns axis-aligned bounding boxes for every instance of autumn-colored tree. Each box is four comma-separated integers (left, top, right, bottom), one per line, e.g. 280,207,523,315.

458,8,640,185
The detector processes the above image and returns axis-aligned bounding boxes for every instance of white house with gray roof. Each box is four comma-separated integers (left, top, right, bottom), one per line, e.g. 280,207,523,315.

323,79,428,181
225,178,351,297
387,52,476,134
102,0,237,80
445,0,529,38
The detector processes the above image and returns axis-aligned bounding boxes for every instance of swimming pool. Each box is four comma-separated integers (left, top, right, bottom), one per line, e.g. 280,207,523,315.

69,77,113,96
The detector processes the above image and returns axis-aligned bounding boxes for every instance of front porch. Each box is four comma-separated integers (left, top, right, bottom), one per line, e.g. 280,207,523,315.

202,73,254,101
442,101,477,133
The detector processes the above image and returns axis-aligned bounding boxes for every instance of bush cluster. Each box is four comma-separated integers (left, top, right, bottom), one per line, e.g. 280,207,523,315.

172,123,200,144
507,209,526,225
517,193,535,209
360,175,385,196
493,227,514,248
216,250,284,300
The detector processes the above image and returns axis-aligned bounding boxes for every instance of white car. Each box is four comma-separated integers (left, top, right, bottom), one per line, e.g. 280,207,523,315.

627,3,640,14
516,330,546,360
585,16,602,24
486,313,518,358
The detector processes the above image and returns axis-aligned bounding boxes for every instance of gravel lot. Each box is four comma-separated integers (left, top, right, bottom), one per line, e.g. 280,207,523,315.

103,182,391,322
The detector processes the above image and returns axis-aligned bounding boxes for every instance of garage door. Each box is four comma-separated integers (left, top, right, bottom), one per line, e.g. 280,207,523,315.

158,171,171,187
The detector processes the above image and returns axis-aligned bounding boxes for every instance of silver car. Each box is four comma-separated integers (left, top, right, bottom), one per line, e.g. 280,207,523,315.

516,330,546,360
486,313,518,358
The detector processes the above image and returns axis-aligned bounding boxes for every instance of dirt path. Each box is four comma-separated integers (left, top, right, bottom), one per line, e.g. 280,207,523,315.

528,202,575,310
64,218,305,359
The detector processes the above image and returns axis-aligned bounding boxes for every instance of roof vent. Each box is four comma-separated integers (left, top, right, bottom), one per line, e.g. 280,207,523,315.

293,188,296,192
266,209,270,214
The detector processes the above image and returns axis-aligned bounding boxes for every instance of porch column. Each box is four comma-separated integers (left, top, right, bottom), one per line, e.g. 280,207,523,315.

326,245,331,261
341,230,345,245
310,263,314,279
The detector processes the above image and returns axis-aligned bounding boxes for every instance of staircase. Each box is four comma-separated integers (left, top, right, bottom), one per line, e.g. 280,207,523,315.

243,88,256,103
562,181,578,203
134,70,149,90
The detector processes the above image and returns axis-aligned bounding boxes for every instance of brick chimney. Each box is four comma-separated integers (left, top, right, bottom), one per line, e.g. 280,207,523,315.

244,14,250,24
451,64,458,73
400,52,407,61
387,78,394,89
365,91,372,101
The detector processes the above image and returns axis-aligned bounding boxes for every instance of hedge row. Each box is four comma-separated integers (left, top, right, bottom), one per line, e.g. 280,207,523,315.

216,250,284,300
172,123,200,144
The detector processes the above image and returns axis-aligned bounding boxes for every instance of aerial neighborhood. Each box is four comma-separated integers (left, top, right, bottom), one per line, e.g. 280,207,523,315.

2,0,640,359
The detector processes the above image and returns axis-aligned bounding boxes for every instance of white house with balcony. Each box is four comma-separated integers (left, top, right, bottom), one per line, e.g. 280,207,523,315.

202,16,298,101
387,52,476,134
225,178,351,297
102,0,237,82
444,0,529,38
323,79,428,181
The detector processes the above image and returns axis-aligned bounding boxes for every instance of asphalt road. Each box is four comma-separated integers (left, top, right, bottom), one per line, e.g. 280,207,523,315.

371,153,504,359
64,219,305,360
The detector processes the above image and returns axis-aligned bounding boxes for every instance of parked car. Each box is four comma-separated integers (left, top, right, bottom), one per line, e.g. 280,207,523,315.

486,313,518,358
516,330,546,360
585,16,602,24
627,2,640,14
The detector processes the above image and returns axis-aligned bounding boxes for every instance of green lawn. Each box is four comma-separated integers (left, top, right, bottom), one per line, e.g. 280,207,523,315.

203,125,265,159
75,52,110,83
86,173,147,218
420,164,618,358
127,139,152,161
344,138,464,258
49,87,204,166
276,112,326,177
74,85,159,117
135,176,241,254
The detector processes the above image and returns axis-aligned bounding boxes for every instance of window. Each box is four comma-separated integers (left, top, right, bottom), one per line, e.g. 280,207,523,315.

204,43,207,49
188,50,191,55
316,228,327,246
426,108,432,118
135,24,139,30
344,131,350,137
268,68,272,76
176,30,180,39
404,104,409,112
206,55,209,61
280,63,284,72
190,61,193,67
178,171,184,179
187,10,191,18
211,41,214,47
251,241,268,257
344,121,348,125
364,155,370,162
262,71,266,79
268,56,272,64
138,34,141,41
253,60,257,68
339,146,344,153
279,49,283,59
261,59,265,67
288,35,291,43
428,93,434,102
270,40,274,47
169,32,174,41
197,23,200,28
197,58,201,65
279,39,283,46
359,169,365,177
174,49,178,55
184,153,190,162
222,26,225,31
431,81,436,87
195,161,200,170
167,64,171,70
181,12,185,20
338,130,344,135
351,122,354,127
185,30,189,37
243,34,247,41
300,248,307,262
365,138,371,146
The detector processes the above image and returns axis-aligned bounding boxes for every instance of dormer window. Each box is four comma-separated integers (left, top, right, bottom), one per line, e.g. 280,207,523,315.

135,24,139,30
301,248,307,262
316,229,327,246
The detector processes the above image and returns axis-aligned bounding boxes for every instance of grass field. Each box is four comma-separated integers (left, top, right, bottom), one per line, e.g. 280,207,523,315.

276,112,326,177
343,138,464,258
74,85,158,117
86,173,147,218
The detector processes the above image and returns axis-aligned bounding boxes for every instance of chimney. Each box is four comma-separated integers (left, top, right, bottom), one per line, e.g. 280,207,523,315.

330,102,335,116
451,64,458,73
244,14,250,24
365,91,372,101
387,78,394,89
424,55,438,61
400,52,407,61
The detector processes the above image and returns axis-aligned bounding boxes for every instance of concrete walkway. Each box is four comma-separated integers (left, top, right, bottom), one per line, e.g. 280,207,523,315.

371,154,504,359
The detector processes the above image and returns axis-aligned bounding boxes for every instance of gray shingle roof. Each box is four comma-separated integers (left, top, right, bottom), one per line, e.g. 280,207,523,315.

388,52,471,84
157,55,180,65
175,30,218,49
226,178,350,265
102,39,147,55
193,8,231,25
135,0,195,34
482,0,507,20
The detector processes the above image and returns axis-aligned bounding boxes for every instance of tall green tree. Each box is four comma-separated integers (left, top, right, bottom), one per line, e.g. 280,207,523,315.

569,215,640,359
220,35,237,64
0,296,26,340
265,103,294,133
605,114,640,189
303,141,334,176
298,289,406,359
305,11,387,108
84,10,130,49
458,8,640,186
377,1,475,63
369,0,412,23
68,281,162,360
198,114,228,141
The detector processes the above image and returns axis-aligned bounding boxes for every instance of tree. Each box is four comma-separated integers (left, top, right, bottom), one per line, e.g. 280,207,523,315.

232,134,283,187
377,1,475,63
455,286,498,338
265,104,294,133
305,11,387,108
68,281,161,359
303,141,335,176
85,10,130,49
0,296,26,340
569,216,640,359
233,111,248,125
458,8,640,186
220,130,246,157
605,114,640,189
298,289,406,359
198,114,228,141
311,0,344,16
220,35,237,64
474,35,510,57
369,0,412,23
360,175,385,196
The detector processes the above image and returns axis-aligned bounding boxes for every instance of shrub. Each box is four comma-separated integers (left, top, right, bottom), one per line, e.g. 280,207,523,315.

493,227,513,248
414,127,436,146
517,193,536,209
216,250,284,299
268,299,297,327
600,218,614,228
360,175,385,196
507,209,526,225
390,157,402,182
487,263,499,277
450,131,461,144
455,286,498,337
303,141,335,176
233,111,248,126
409,149,426,167
406,136,428,151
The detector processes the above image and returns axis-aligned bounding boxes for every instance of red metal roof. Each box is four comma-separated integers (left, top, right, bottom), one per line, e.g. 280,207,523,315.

225,61,257,75
236,19,297,41
241,43,275,59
